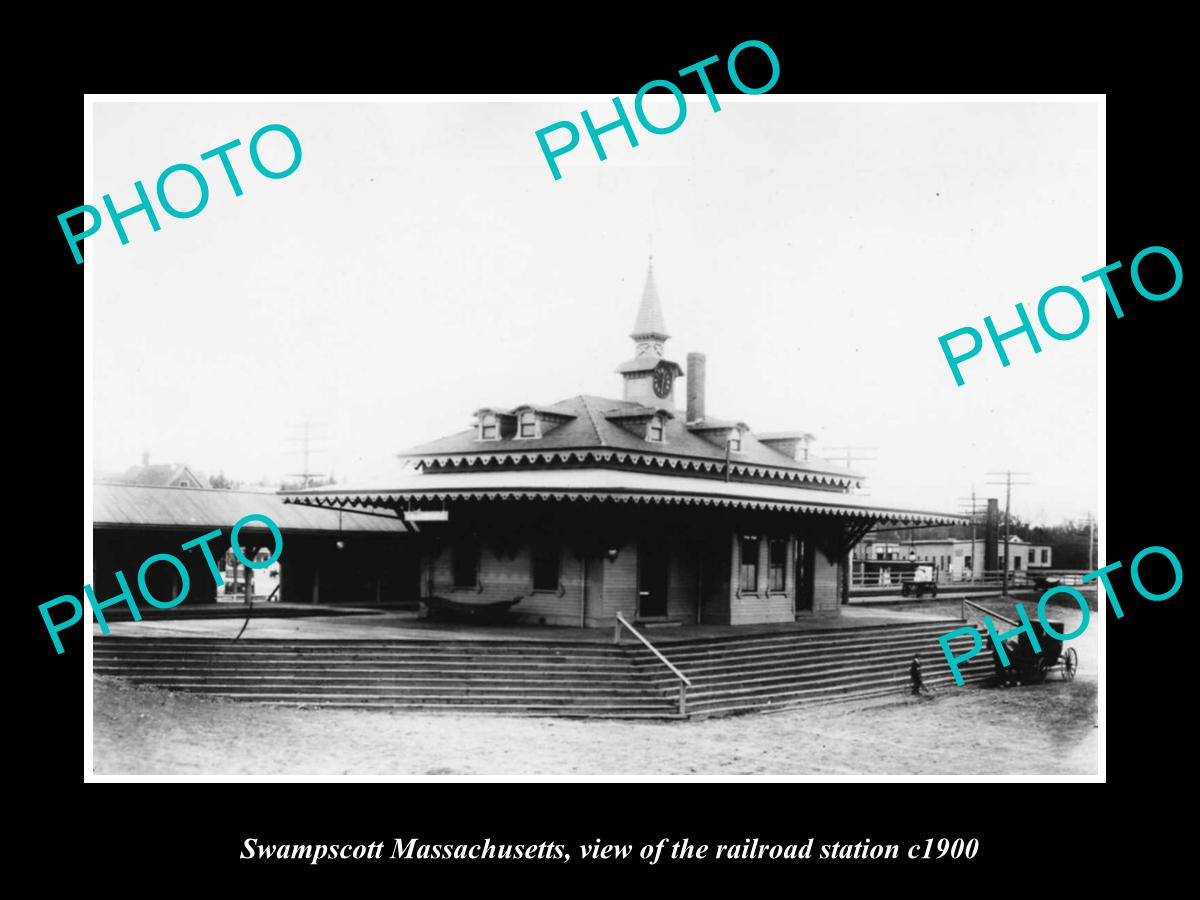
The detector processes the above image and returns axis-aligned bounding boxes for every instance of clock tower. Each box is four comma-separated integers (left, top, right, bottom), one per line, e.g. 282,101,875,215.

615,258,683,409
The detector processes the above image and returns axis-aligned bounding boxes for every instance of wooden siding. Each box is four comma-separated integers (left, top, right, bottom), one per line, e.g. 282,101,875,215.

413,502,854,628
599,549,638,621
424,544,587,627
729,533,796,625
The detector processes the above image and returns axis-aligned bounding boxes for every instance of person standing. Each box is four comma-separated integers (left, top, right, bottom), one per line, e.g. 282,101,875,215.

910,655,927,696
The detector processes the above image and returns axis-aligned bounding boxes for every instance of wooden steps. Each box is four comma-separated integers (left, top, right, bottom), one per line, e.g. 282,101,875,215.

94,620,995,719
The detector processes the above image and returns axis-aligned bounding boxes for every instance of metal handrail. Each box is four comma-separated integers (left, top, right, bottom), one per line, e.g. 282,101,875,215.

614,612,692,717
961,598,1019,626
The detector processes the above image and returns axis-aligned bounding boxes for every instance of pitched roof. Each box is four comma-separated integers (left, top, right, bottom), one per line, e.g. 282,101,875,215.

285,468,963,526
94,482,411,533
113,463,205,488
398,395,863,485
630,261,669,339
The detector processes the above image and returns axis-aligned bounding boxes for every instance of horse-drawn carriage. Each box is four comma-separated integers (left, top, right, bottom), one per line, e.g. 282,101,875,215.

992,618,1079,685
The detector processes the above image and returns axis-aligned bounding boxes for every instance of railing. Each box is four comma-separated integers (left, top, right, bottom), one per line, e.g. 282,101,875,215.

851,569,1056,588
614,612,693,717
961,598,1019,626
1039,570,1090,586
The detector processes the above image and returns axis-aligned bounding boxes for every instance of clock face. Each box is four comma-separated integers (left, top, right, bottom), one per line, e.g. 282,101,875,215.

652,365,674,398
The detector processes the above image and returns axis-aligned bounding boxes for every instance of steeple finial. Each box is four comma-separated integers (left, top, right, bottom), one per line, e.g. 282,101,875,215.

630,257,669,341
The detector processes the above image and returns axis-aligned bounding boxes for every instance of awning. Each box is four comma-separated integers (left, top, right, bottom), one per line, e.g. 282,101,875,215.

282,468,964,526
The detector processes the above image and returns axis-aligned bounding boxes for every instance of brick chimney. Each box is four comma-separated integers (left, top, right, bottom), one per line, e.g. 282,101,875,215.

687,353,706,424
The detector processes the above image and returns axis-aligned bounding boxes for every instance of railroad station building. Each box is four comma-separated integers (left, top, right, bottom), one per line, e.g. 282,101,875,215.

286,262,960,627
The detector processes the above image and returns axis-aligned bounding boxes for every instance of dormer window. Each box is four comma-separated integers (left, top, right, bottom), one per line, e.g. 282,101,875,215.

479,413,499,441
517,411,540,439
728,428,743,453
647,415,666,443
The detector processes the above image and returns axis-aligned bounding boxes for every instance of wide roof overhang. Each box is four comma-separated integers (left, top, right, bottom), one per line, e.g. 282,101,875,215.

282,468,964,526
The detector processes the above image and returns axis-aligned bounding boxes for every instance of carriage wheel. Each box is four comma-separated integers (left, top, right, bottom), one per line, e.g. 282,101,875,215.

1063,647,1078,682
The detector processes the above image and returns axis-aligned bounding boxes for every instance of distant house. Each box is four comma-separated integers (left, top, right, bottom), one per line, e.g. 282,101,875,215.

110,453,206,489
854,535,1052,581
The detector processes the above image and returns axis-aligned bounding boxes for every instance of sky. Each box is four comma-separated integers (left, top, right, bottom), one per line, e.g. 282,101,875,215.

91,98,1099,525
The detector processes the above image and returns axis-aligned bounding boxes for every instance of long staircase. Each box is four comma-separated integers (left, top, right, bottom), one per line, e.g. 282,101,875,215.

630,620,993,717
94,620,993,719
94,638,678,718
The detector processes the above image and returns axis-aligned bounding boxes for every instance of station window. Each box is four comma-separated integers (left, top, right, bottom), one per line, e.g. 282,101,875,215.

1041,548,1049,564
452,540,480,588
739,535,760,592
647,415,666,443
768,538,788,592
728,429,743,453
531,540,560,591
479,413,499,441
518,411,539,439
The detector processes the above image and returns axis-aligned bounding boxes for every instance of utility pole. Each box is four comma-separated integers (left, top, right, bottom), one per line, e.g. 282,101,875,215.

824,446,878,470
985,471,1033,596
957,485,987,583
287,421,329,488
824,446,878,494
1088,511,1095,572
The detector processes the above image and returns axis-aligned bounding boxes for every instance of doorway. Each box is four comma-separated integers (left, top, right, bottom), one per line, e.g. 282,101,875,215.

637,541,669,618
794,539,814,614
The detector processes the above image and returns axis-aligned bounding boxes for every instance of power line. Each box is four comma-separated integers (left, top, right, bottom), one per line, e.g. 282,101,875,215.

984,471,1033,595
956,483,989,583
824,446,878,469
286,421,331,487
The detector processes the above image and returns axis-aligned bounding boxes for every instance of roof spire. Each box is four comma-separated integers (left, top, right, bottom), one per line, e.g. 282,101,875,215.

630,256,669,341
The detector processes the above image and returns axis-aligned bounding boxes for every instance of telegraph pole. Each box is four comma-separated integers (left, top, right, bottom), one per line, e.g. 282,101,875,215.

957,485,987,583
824,446,878,470
824,446,877,494
985,471,1033,596
1088,511,1095,572
286,421,329,488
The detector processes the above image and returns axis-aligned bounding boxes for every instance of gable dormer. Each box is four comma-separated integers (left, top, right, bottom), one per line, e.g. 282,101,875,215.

473,408,515,441
605,406,674,444
757,431,816,461
688,419,750,453
509,405,577,440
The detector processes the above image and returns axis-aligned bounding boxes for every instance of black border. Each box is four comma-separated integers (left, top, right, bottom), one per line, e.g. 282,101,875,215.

23,23,1190,887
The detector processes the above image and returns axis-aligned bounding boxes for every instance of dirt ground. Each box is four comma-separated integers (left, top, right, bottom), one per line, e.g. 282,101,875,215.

94,676,1096,777
92,593,1098,777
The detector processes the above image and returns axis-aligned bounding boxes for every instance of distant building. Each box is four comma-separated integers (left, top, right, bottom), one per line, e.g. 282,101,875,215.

854,535,1052,581
108,452,206,489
